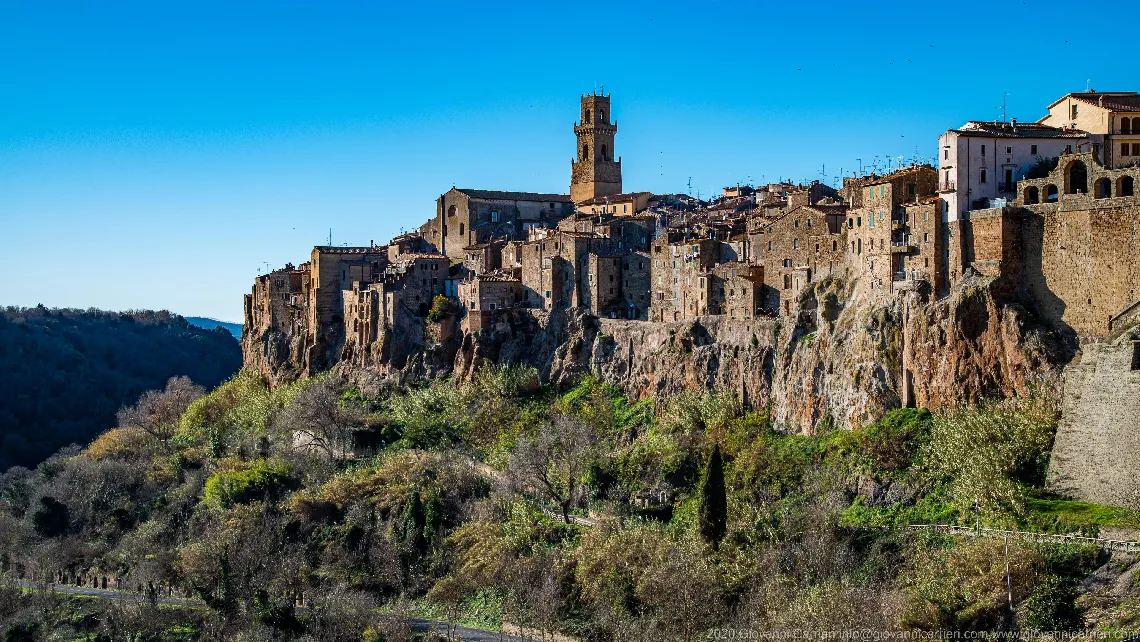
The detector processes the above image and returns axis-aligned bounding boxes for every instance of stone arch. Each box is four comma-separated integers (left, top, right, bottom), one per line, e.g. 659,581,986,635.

1066,160,1088,194
1096,177,1112,199
600,144,608,161
582,144,589,161
1024,185,1039,204
1119,175,1135,197
1133,117,1140,132
584,109,591,124
1046,184,1059,202
1124,117,1134,135
447,204,456,217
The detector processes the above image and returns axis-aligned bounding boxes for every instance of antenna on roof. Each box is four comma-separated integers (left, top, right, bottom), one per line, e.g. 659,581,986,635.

328,228,332,246
1000,92,1010,122
1085,78,1092,92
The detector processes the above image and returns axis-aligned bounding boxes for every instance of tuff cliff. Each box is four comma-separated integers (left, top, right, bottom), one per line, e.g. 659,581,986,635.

244,272,1067,434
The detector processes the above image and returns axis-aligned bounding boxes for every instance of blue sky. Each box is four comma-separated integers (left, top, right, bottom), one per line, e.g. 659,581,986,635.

1,0,1134,322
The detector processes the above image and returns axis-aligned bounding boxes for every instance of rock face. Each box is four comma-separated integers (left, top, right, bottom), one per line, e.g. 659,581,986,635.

248,273,1068,434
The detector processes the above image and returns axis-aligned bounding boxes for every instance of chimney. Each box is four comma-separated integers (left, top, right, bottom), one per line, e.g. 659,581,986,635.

1010,118,1017,131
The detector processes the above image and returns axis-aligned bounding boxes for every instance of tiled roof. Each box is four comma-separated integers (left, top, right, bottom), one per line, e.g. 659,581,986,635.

1058,92,1140,112
953,121,1088,139
396,253,448,262
455,188,573,203
578,191,654,206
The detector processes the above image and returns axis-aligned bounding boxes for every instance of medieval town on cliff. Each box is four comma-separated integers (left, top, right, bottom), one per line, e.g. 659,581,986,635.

244,90,1140,380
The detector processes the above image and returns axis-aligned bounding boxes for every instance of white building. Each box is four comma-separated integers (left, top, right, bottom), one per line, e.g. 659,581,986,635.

937,120,1090,221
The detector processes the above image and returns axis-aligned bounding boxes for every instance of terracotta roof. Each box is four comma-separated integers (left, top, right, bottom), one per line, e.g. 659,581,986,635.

578,191,654,206
396,253,448,262
952,121,1088,139
1054,92,1140,112
455,188,573,203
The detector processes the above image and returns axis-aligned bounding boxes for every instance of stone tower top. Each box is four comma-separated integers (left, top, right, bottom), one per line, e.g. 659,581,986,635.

571,93,623,203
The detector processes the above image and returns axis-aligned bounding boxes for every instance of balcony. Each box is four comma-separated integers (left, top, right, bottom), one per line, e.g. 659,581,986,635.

890,242,916,254
891,221,905,231
939,181,956,193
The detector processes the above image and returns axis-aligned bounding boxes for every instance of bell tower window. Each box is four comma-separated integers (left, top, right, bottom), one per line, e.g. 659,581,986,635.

584,109,591,124
582,144,589,161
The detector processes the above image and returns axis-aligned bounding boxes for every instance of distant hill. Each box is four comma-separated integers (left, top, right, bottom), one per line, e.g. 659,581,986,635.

185,316,243,339
0,306,242,471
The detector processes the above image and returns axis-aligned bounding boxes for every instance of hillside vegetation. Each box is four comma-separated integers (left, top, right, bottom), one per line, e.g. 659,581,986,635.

0,307,242,471
1,366,1138,641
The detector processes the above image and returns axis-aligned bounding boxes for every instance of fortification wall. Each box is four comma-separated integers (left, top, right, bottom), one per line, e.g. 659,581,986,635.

1048,332,1140,509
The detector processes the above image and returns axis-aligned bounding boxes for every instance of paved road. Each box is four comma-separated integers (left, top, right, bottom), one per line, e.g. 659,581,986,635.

2,580,532,641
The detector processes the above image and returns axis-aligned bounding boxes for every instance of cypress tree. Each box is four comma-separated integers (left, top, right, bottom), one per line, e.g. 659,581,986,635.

698,443,727,550
401,489,427,554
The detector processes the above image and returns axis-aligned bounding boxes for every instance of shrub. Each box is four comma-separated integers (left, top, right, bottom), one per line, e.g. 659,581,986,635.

426,295,452,323
203,459,295,509
31,496,70,537
918,400,1056,515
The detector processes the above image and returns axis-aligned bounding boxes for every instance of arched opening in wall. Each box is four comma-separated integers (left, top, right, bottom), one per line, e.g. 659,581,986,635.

1067,160,1088,194
582,144,589,161
1096,177,1112,199
1120,176,1136,197
584,109,591,124
448,205,456,217
1124,118,1134,135
1133,117,1140,132
599,109,605,122
600,144,608,161
1024,186,1039,204
1046,184,1059,202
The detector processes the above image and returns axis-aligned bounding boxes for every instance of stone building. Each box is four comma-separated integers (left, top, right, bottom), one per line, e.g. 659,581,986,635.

754,203,848,315
571,93,623,203
306,246,390,368
420,188,574,258
244,262,309,342
848,166,939,302
650,238,720,321
458,272,524,332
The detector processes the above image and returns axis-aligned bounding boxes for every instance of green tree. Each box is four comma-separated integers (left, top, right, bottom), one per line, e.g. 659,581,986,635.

698,444,727,549
401,489,427,555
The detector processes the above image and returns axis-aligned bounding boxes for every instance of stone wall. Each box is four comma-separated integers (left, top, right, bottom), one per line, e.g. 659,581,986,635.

1048,331,1140,508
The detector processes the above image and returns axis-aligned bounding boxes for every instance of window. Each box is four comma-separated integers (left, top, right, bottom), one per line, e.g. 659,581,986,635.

491,210,499,222
794,219,799,228
908,183,916,196
807,218,812,228
857,216,862,227
1065,145,1072,154
1133,143,1140,156
793,239,799,249
1071,104,1078,119
783,274,791,289
981,144,986,156
943,149,949,160
768,240,772,251
1006,147,1012,154
783,259,791,268
869,213,875,228
1123,143,1131,157
1031,144,1038,154
923,233,929,243
980,169,987,183
1124,118,1134,135
459,223,465,235
833,240,837,251
880,185,886,197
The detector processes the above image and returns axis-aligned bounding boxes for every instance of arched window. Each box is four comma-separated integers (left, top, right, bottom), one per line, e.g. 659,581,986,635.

582,144,589,161
600,144,608,161
447,204,456,217
1024,185,1039,205
1046,184,1059,202
1096,177,1112,199
1124,117,1134,135
584,109,591,124
1067,160,1087,194
1120,176,1135,197
599,109,605,122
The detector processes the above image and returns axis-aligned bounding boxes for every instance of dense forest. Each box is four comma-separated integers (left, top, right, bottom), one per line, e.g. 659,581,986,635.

1,365,1138,641
0,307,242,472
